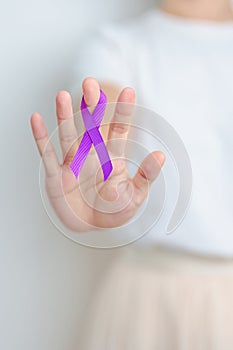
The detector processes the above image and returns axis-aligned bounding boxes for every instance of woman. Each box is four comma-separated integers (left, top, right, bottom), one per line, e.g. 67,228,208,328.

31,0,233,348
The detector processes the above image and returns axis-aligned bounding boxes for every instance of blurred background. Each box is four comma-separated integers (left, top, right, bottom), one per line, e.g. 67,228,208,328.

0,0,157,349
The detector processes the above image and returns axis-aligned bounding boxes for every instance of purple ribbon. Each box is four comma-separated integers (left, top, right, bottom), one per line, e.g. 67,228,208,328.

70,90,113,182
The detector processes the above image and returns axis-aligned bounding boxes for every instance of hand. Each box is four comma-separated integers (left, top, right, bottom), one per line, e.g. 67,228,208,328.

30,78,165,232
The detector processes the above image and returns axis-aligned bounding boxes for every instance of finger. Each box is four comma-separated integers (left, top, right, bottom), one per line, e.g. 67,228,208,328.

56,91,77,164
58,79,100,167
30,112,60,178
132,151,165,206
107,87,135,157
82,77,100,109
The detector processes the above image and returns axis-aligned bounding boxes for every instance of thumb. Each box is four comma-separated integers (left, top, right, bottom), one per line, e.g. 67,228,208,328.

132,151,165,204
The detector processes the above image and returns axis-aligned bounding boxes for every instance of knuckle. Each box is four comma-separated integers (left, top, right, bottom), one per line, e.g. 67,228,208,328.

138,166,148,181
60,133,76,145
42,149,54,160
110,122,128,134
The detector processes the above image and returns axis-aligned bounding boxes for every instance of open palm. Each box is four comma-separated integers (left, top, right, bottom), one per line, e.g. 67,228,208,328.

31,78,165,232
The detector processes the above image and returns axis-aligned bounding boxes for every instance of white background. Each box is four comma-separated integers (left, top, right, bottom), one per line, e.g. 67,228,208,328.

0,0,156,349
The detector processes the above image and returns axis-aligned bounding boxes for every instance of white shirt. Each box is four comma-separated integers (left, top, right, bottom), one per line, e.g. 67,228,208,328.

70,9,233,256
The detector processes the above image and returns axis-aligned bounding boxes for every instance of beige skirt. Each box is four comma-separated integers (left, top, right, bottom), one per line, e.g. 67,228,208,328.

78,245,233,350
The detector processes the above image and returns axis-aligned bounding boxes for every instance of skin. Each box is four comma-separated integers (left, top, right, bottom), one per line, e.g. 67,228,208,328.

160,0,233,21
31,82,165,232
30,0,232,232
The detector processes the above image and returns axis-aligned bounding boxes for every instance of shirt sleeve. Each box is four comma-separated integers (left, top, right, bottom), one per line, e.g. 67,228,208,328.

69,25,134,98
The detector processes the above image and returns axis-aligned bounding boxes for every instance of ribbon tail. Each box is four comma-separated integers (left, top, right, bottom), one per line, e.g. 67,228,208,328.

88,127,113,182
101,160,113,182
70,132,92,178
